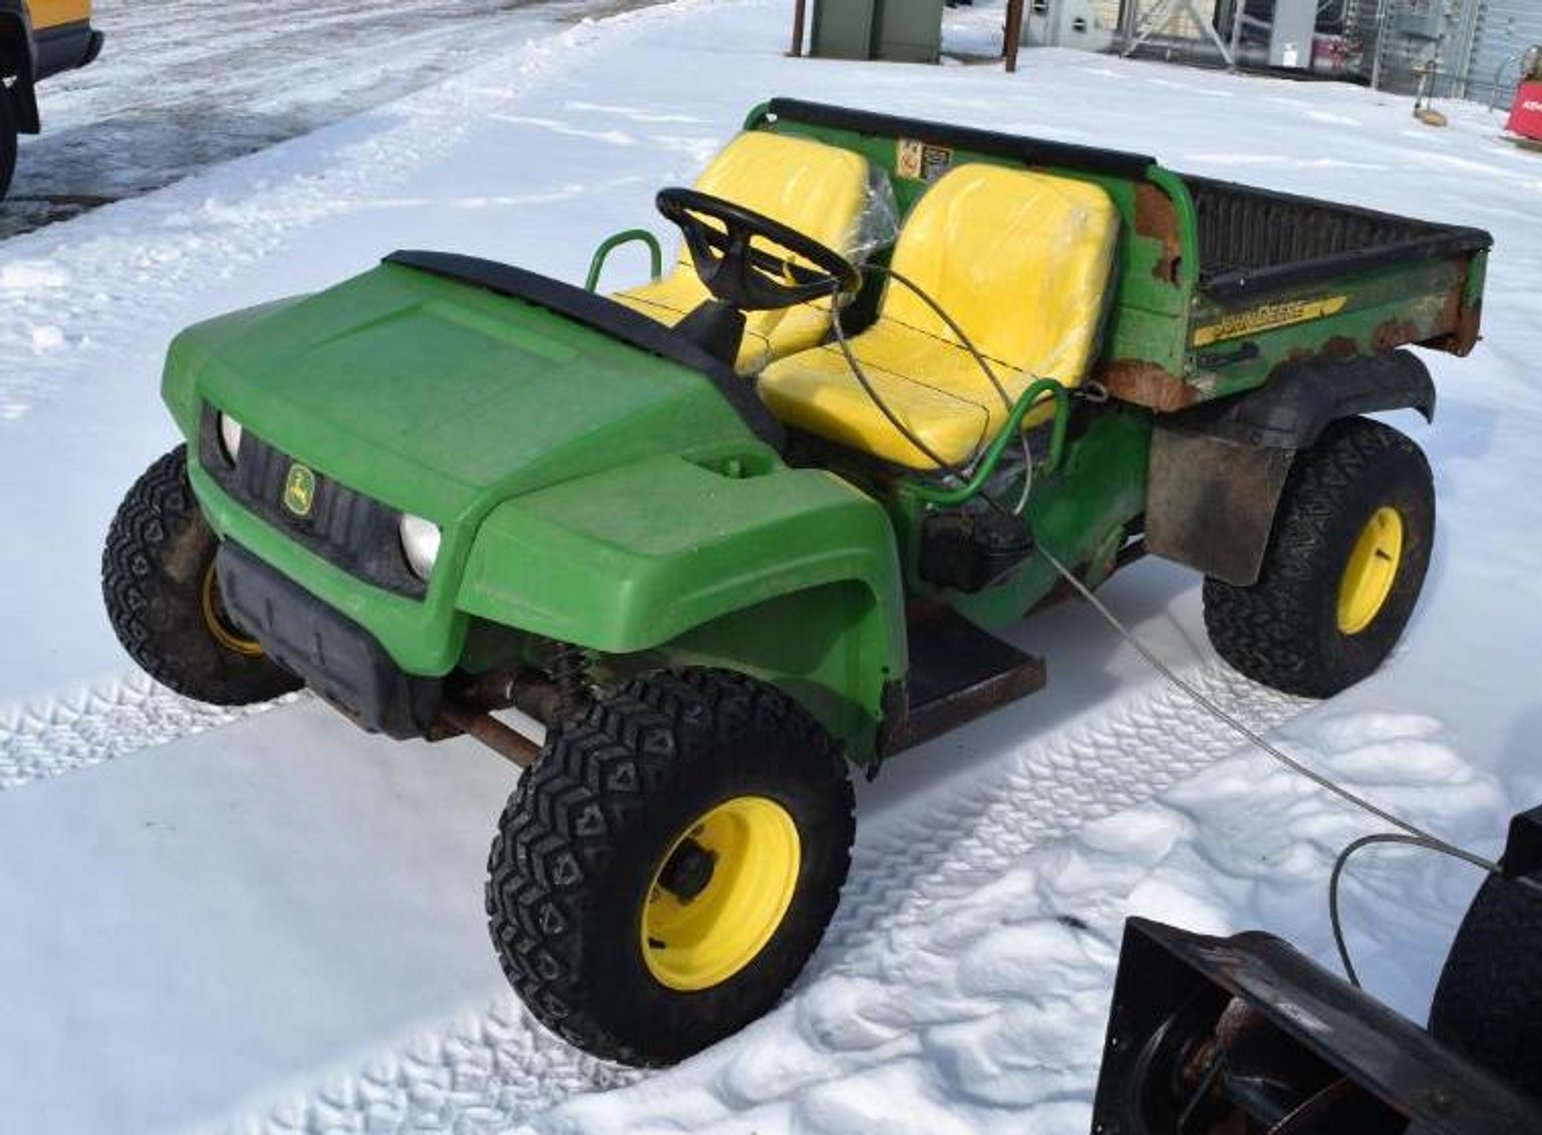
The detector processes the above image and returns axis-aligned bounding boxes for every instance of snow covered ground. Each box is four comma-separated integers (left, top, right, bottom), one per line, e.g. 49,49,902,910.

2,0,1541,1132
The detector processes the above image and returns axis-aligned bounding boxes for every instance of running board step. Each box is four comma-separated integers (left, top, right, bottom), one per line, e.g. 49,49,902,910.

881,608,1046,755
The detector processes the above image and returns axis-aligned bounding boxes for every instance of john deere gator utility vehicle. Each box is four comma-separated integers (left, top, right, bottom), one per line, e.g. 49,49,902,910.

103,100,1491,1066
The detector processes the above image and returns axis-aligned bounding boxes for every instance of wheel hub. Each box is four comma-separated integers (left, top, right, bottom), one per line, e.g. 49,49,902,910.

1337,506,1404,636
641,795,801,992
656,837,717,903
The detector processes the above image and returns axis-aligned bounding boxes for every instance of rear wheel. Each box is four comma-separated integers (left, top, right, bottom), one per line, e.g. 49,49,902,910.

1203,418,1434,698
102,446,301,705
1429,873,1542,1098
485,668,854,1066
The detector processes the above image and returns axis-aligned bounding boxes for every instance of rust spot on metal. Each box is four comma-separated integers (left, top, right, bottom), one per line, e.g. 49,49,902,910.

1134,182,1183,284
1371,319,1420,352
1424,283,1483,357
1436,279,1464,331
1451,300,1483,355
1098,360,1198,411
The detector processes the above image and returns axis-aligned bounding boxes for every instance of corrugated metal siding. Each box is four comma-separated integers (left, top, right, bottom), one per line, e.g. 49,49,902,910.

1342,0,1446,95
1468,0,1542,104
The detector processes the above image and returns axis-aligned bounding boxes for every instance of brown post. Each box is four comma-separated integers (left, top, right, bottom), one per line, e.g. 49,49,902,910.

1004,0,1025,72
790,0,807,57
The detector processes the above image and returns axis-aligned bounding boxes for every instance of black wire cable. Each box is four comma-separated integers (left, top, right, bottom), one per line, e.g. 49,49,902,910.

829,296,971,481
826,267,1038,514
1328,832,1542,989
863,265,1017,414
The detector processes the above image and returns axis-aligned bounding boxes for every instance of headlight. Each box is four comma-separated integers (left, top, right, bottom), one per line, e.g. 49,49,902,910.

400,514,441,581
217,412,244,464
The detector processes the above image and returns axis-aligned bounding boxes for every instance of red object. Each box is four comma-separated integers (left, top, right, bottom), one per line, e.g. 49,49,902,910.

1507,81,1542,142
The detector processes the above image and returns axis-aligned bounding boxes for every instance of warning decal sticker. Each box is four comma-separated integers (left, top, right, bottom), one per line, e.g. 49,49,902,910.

897,138,954,182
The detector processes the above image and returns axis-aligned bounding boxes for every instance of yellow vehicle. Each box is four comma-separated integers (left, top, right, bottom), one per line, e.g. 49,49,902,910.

0,0,104,197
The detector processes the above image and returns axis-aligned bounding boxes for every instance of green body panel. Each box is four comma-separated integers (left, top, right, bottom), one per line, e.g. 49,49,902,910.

168,262,770,676
954,408,1153,630
456,453,905,749
1187,255,1473,401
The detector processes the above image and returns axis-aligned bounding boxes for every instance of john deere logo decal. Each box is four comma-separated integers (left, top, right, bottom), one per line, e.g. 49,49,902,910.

1193,295,1350,347
283,464,316,518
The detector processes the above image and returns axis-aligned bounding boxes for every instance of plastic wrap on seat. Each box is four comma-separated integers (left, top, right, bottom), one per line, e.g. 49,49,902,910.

759,163,1119,469
614,131,898,374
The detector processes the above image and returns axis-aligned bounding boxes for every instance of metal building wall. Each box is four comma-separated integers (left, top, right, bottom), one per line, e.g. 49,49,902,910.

1341,0,1542,101
1467,0,1542,104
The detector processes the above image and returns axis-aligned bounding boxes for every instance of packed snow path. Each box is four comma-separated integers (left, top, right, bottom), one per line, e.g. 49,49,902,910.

2,0,1540,1132
3,0,655,239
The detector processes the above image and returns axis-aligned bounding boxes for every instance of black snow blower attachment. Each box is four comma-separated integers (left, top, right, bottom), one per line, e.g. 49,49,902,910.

1090,918,1540,1134
1092,807,1542,1135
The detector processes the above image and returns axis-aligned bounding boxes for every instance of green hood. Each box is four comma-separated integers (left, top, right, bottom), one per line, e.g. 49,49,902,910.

169,259,767,522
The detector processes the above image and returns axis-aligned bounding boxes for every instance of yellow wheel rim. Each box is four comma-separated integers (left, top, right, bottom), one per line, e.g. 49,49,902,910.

1337,507,1404,635
200,562,265,658
641,796,801,992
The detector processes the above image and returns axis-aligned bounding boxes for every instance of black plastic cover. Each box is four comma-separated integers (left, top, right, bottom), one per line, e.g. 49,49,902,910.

1172,349,1436,451
216,542,441,739
763,98,1157,179
200,405,426,600
1188,175,1492,302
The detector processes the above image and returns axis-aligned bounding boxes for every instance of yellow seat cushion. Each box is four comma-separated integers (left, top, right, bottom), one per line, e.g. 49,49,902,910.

614,131,876,374
759,164,1120,469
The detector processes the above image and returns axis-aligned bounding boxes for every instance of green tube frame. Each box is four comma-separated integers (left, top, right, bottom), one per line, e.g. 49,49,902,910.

909,378,1071,507
585,229,665,292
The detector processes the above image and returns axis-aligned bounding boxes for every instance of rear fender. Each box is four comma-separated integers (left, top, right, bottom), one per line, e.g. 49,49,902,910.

1146,350,1434,586
457,452,906,757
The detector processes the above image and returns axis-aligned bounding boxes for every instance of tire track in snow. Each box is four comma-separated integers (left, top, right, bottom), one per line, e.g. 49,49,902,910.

218,660,1305,1135
826,663,1308,960
220,1000,640,1135
0,670,292,790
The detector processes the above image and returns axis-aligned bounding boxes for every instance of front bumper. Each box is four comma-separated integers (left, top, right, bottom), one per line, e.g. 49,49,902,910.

217,542,441,738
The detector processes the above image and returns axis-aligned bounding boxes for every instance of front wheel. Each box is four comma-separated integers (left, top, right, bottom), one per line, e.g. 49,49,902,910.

485,668,855,1066
1203,417,1434,698
102,445,302,705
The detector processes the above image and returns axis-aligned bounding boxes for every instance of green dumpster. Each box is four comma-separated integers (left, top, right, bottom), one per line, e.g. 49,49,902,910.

809,0,944,63
810,0,876,61
874,0,945,64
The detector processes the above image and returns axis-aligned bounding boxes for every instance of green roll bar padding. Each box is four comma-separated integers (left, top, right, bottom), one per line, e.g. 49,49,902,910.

910,378,1071,506
585,229,664,292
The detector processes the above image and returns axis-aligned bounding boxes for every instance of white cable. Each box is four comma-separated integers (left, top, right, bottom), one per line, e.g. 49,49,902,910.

1033,541,1503,872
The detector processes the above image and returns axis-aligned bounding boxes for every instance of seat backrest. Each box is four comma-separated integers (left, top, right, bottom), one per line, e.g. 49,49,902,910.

882,164,1119,388
680,131,878,269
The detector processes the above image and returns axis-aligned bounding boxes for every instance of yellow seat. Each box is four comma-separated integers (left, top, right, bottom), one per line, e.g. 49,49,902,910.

614,132,878,375
759,164,1120,469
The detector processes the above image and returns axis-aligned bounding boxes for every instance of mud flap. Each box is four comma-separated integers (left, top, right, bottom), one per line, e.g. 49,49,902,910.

1144,350,1435,587
1144,428,1293,586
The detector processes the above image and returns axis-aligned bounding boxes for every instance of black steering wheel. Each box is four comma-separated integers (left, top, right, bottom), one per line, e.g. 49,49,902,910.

656,187,860,312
